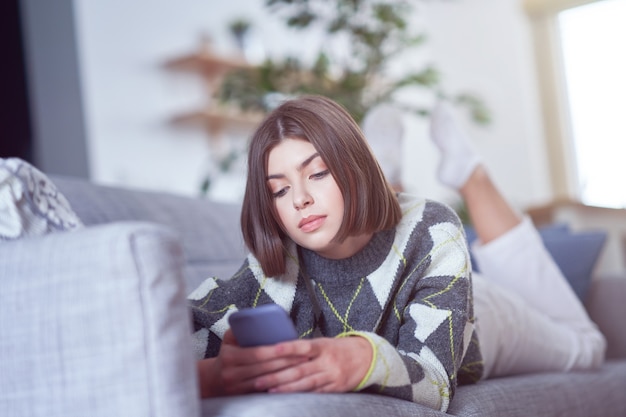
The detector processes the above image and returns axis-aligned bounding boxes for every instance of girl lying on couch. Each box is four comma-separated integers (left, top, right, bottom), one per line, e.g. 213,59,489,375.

189,95,605,412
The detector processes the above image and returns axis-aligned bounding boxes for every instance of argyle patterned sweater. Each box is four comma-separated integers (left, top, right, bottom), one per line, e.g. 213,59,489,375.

189,194,483,412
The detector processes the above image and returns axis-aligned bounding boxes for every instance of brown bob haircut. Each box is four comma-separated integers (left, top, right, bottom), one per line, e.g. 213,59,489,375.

241,95,402,277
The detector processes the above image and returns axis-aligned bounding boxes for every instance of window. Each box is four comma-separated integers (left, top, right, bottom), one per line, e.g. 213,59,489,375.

525,0,626,208
558,0,626,208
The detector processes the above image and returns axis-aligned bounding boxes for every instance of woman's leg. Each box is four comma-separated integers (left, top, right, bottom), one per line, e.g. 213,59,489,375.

429,101,521,243
429,102,606,377
459,166,521,244
471,221,606,377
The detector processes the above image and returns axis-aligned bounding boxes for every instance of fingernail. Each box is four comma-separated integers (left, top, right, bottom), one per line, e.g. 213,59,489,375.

254,378,266,390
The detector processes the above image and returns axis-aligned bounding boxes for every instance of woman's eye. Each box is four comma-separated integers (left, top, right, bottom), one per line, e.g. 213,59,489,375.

310,170,330,180
272,188,288,198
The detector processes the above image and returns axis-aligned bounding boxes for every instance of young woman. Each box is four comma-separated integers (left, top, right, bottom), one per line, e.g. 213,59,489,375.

190,95,605,413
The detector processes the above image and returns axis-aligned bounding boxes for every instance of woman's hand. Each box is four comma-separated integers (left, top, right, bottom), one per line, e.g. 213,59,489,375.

197,332,373,397
254,335,373,394
197,329,309,398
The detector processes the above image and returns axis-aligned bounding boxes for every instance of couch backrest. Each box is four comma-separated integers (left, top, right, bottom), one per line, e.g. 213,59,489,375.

53,176,248,292
585,276,626,360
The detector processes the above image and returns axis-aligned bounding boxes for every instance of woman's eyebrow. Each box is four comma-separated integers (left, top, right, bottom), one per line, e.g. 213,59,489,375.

298,152,321,171
266,152,320,180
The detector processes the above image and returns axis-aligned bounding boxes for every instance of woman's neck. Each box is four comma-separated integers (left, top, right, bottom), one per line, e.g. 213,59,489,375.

313,233,374,260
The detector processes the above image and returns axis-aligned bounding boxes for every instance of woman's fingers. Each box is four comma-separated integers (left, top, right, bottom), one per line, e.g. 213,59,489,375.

260,362,331,393
216,336,372,395
220,342,302,367
222,354,308,386
222,329,237,345
216,340,310,395
254,337,372,393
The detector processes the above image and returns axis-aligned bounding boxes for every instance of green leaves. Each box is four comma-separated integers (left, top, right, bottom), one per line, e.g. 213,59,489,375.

456,94,491,125
286,10,316,27
394,67,441,89
219,0,489,125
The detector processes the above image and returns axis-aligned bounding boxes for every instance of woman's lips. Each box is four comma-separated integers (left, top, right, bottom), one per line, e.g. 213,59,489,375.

298,215,326,232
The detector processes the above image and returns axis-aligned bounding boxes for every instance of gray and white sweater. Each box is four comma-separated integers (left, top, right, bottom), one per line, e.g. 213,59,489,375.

189,194,483,412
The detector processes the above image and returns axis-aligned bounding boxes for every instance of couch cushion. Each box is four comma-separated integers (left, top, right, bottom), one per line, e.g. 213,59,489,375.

201,392,448,417
0,223,200,417
0,158,83,240
539,224,606,301
447,361,626,416
52,176,247,291
465,223,606,301
585,276,626,359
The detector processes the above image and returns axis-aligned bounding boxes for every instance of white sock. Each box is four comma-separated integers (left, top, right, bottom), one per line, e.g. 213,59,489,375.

429,101,481,190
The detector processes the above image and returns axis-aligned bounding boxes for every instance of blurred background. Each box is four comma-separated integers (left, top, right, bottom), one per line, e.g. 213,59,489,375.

1,0,624,212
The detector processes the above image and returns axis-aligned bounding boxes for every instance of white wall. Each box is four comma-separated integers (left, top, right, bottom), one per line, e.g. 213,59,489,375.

73,0,552,208
74,1,250,198
401,0,552,210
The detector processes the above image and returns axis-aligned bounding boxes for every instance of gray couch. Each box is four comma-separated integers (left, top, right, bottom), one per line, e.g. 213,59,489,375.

2,176,625,417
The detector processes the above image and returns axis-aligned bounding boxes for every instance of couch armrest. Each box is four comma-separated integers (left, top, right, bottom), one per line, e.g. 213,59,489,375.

0,223,200,417
585,276,626,359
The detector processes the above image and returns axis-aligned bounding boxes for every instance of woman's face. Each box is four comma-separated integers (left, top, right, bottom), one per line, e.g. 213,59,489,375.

266,138,368,259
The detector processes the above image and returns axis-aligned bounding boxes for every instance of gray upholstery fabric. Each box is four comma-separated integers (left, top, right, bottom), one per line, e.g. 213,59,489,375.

202,393,447,417
586,277,626,359
53,176,247,291
448,360,626,416
199,362,626,417
0,223,200,417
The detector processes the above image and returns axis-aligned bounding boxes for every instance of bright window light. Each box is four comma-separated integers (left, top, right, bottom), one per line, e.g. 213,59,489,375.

558,0,626,208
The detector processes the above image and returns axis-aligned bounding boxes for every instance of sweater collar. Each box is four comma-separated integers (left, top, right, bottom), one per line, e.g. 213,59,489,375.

297,228,396,285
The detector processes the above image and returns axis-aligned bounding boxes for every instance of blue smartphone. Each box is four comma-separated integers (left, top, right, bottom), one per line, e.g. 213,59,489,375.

228,304,298,347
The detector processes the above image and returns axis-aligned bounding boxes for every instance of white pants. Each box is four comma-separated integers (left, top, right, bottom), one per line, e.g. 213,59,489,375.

471,217,606,379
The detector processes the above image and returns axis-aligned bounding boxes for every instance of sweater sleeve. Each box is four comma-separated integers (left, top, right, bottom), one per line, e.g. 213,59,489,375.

187,259,259,360
347,204,474,412
187,252,301,360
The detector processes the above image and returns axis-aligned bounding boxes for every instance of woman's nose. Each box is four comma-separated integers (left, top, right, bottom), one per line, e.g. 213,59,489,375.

293,190,313,210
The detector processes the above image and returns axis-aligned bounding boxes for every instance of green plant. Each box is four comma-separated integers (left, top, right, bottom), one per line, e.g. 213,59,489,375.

229,18,252,52
229,18,251,38
219,0,490,124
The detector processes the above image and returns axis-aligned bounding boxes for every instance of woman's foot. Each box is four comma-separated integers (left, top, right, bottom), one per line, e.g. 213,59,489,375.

429,101,481,190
